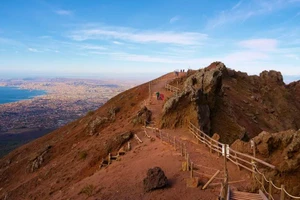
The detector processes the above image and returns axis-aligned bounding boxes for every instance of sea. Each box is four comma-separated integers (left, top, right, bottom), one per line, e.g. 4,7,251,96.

0,86,46,104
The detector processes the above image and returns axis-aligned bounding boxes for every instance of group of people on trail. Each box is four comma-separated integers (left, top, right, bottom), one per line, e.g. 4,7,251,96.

155,91,164,100
174,69,186,77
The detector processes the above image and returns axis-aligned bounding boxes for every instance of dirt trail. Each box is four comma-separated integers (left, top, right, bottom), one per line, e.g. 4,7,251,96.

146,73,253,191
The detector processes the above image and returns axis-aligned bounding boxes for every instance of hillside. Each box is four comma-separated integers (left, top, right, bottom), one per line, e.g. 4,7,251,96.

0,62,300,199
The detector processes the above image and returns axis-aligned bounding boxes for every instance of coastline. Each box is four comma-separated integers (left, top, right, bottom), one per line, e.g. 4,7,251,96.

0,86,47,105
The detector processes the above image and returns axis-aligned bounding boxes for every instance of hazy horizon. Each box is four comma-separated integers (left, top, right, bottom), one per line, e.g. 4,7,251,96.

0,71,299,84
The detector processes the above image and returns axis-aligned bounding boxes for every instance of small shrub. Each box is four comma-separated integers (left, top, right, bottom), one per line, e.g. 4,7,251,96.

79,151,88,160
87,110,95,116
79,184,94,196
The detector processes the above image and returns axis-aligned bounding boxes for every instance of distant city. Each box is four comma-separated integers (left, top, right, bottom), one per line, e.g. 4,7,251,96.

0,77,136,133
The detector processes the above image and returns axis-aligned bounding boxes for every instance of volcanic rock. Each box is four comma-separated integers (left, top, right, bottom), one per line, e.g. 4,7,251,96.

143,167,168,192
133,106,152,125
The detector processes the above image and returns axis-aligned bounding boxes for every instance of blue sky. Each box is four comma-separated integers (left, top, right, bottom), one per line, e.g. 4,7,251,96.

0,0,300,80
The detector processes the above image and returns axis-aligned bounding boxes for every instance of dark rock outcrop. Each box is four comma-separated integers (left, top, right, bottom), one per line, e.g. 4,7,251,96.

162,61,300,144
231,129,300,196
143,167,168,192
162,61,225,135
133,106,152,125
28,145,52,173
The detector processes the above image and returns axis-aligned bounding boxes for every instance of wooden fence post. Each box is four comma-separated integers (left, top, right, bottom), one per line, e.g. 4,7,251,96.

108,153,111,165
251,159,256,181
209,139,212,154
251,140,256,158
128,142,131,151
223,146,228,198
261,175,265,191
268,180,272,200
280,185,285,200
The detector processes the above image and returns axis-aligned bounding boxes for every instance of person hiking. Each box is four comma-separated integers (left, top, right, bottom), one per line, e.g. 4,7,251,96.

156,91,160,100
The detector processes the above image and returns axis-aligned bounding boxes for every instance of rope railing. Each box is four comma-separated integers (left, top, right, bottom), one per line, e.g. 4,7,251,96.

188,121,300,200
253,164,300,200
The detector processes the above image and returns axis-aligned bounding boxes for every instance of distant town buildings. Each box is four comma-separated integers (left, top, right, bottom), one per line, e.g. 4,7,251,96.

0,78,134,132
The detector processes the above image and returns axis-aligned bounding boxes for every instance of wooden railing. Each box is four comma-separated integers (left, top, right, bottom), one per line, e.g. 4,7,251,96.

144,126,226,194
188,121,300,200
165,84,180,96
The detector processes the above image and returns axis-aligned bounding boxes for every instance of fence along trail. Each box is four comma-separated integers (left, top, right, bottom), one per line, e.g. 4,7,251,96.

162,80,300,200
188,121,300,200
145,73,300,199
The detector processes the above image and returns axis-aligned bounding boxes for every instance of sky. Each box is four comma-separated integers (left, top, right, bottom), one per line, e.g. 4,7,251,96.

0,0,300,80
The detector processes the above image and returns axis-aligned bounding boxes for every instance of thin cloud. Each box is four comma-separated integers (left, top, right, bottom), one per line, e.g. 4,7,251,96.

231,0,243,10
206,0,294,29
68,26,207,45
113,41,123,45
81,44,107,50
28,48,41,52
239,39,278,51
55,9,73,16
170,16,180,24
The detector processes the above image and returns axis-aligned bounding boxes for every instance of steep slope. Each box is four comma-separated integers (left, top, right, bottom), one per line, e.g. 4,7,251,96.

161,62,300,144
0,74,161,199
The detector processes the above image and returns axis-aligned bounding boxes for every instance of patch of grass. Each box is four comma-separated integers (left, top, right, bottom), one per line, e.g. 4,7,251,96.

79,184,94,196
79,151,88,160
87,110,95,116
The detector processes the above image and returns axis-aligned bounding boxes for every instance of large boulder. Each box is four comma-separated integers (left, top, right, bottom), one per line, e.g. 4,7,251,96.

143,167,168,192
